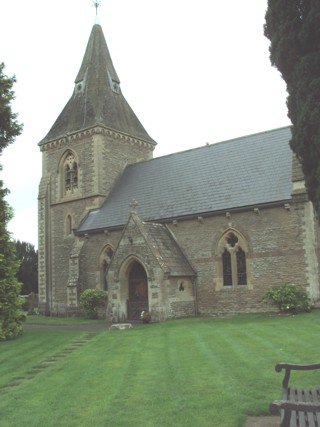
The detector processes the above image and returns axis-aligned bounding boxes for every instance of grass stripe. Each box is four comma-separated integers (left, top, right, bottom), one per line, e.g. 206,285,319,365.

1,314,320,426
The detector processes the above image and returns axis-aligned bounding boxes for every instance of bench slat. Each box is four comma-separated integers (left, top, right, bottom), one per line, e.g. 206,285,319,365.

289,388,298,427
296,389,306,427
313,389,320,426
305,388,316,427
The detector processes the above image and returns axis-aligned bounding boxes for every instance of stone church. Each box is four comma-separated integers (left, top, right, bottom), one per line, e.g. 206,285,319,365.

38,21,320,321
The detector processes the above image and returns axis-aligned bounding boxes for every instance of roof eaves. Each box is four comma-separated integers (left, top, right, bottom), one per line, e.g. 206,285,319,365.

74,198,293,237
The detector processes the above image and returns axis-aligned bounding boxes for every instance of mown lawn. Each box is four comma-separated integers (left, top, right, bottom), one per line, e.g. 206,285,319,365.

25,314,106,325
1,313,320,427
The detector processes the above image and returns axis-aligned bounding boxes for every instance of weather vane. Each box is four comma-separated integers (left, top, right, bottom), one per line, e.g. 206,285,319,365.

93,0,101,15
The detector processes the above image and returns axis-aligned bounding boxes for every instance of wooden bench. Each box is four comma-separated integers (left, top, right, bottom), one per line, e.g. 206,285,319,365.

270,363,320,427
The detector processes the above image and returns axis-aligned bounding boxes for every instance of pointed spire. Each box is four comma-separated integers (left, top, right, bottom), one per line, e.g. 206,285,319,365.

40,22,155,146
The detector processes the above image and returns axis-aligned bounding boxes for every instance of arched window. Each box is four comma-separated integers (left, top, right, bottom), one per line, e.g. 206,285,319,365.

64,152,78,194
217,230,249,288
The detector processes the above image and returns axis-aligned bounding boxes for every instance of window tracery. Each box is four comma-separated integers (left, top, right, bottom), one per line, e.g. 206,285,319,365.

218,230,248,287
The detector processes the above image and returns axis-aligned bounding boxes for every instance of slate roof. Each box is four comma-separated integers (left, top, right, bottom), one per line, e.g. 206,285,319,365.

140,221,195,276
77,126,293,233
39,24,155,146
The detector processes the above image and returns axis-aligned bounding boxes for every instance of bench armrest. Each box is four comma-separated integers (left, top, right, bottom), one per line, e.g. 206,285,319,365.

274,363,320,395
270,400,320,413
275,363,320,373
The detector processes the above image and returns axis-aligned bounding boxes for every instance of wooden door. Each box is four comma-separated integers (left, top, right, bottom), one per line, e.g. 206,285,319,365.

127,263,148,320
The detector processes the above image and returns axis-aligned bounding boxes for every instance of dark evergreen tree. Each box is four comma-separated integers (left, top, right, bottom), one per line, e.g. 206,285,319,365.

0,63,22,153
264,1,320,217
15,240,38,295
0,63,23,340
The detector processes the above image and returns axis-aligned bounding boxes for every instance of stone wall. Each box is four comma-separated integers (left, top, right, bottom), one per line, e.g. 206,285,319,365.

165,202,316,316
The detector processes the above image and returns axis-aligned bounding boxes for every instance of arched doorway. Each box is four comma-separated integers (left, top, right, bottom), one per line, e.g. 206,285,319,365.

127,262,148,320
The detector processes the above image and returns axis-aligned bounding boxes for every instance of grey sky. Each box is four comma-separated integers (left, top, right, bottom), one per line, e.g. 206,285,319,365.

0,0,290,248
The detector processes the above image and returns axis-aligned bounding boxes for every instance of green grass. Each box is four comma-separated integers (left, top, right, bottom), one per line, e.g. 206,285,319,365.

26,314,106,325
1,313,320,427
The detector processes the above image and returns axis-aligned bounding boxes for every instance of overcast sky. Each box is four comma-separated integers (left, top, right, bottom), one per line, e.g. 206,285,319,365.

0,0,291,249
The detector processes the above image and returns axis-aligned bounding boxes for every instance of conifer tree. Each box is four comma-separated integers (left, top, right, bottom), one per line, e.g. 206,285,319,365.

264,1,320,217
0,62,23,340
15,240,38,295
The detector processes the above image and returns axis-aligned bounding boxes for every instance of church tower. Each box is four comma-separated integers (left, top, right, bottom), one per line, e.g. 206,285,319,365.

38,21,156,314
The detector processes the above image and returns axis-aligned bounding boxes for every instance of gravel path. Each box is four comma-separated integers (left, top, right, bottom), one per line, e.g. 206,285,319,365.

24,322,112,332
23,321,146,332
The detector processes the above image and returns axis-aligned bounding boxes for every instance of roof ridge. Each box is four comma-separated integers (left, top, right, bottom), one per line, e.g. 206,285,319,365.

126,125,292,168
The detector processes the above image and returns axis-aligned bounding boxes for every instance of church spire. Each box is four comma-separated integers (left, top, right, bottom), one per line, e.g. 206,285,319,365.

40,20,155,146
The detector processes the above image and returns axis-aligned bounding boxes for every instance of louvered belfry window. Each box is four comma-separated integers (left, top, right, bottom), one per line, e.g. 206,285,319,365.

65,153,78,193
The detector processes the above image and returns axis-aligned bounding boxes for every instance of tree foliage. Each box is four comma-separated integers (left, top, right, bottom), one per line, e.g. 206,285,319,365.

0,63,23,340
15,240,38,295
0,181,23,340
0,62,23,153
264,1,320,216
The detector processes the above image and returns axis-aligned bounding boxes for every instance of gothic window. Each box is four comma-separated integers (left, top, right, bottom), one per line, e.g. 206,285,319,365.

64,152,78,194
218,230,249,288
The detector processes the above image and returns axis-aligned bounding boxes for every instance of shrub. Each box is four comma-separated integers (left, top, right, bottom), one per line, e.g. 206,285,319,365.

80,289,108,319
263,284,311,314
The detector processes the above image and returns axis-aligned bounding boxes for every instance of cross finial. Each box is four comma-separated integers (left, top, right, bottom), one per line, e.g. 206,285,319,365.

129,199,139,212
93,0,101,15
